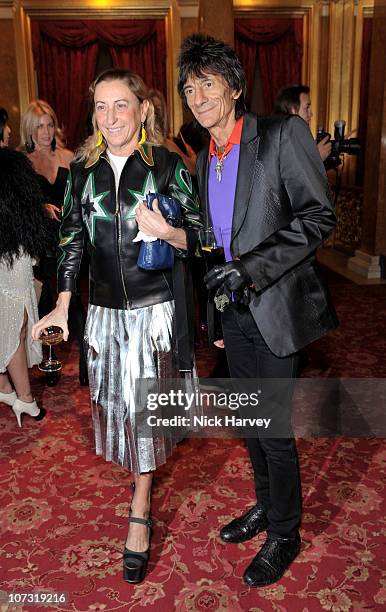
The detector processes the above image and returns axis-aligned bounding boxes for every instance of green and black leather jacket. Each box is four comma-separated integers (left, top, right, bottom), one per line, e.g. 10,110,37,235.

57,143,201,309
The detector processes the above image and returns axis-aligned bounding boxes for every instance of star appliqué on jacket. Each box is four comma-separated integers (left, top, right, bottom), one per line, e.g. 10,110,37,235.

125,172,157,219
81,173,110,245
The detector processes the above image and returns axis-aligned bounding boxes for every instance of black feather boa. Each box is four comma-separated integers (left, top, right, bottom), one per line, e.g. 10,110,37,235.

0,148,52,267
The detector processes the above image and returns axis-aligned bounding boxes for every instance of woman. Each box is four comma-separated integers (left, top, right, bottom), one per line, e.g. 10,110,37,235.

20,100,88,385
32,69,201,583
0,144,47,427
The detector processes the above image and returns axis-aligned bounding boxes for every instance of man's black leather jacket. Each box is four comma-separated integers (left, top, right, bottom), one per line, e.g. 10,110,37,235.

57,144,201,309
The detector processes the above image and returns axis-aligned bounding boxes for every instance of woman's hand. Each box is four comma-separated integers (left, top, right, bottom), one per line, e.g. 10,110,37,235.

135,199,172,240
135,199,188,250
44,203,61,221
32,292,71,342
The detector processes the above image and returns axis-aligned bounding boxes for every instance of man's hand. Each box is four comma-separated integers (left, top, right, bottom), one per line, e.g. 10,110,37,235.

317,135,332,162
204,261,251,292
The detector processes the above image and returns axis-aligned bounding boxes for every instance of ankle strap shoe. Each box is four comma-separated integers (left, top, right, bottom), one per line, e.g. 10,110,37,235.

123,515,152,584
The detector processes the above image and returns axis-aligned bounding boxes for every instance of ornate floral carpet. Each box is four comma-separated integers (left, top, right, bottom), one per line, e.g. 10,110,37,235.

0,273,385,611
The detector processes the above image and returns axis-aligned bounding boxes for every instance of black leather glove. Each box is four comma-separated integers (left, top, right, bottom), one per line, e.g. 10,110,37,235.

204,261,252,292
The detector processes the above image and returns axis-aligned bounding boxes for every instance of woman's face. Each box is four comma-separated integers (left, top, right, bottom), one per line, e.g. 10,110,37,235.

1,122,11,147
33,113,55,148
94,79,149,156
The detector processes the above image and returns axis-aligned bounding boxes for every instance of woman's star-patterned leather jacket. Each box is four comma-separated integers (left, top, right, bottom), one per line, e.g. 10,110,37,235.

57,143,201,309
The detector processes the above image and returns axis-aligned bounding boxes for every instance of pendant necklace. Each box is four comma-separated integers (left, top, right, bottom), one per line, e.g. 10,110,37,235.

214,146,228,182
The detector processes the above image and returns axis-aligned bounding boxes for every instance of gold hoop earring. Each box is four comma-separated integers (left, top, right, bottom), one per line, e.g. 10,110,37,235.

138,123,147,146
96,129,103,147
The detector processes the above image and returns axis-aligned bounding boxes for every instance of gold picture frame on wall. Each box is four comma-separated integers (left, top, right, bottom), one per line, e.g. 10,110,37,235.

12,0,182,134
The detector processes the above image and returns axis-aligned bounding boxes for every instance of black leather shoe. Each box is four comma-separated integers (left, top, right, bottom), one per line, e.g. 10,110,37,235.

220,504,268,543
243,533,301,587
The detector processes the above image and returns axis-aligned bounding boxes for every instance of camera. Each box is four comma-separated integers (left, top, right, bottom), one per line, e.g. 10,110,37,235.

317,120,361,170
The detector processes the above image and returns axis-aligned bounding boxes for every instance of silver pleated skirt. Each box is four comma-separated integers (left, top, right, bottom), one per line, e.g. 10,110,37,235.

85,300,198,474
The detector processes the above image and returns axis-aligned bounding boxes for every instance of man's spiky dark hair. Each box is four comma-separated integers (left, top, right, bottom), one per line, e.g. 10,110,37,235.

178,34,247,119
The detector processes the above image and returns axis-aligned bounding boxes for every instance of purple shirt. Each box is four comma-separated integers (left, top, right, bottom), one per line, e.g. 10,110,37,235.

208,145,240,261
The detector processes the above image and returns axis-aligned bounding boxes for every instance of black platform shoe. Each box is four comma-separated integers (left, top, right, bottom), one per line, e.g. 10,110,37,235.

220,504,268,543
243,533,301,587
123,516,153,584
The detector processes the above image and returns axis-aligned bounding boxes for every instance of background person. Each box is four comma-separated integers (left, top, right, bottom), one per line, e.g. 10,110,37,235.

178,34,338,588
32,68,201,584
273,84,332,162
0,147,48,427
0,107,11,147
20,100,88,386
148,88,197,175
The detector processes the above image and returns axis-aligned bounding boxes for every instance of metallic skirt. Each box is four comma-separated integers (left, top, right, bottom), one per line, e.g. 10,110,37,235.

85,301,199,474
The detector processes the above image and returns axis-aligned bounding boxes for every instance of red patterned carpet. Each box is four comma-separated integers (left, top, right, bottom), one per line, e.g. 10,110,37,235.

1,271,385,611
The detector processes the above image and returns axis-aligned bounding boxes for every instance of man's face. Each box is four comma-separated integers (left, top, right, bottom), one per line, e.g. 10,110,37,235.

295,93,312,124
183,72,240,132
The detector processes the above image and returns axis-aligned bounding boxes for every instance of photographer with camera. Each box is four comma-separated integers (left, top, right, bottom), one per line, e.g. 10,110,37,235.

273,85,332,161
274,85,360,171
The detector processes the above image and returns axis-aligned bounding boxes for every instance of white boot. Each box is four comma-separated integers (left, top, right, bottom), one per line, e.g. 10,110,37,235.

0,390,17,406
12,398,45,428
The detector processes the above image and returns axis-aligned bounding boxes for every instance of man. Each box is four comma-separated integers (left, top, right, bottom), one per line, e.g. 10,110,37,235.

273,84,332,162
178,35,338,587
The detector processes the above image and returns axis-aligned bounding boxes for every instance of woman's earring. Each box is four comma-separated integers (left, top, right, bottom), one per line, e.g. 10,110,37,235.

96,129,103,147
138,122,147,146
51,136,56,151
25,139,35,153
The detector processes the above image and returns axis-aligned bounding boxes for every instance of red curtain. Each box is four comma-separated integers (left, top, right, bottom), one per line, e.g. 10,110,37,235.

105,21,166,95
356,18,373,185
235,19,303,114
31,20,166,150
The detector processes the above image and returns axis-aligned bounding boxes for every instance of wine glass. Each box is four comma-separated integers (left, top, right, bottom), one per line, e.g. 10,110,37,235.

38,326,63,373
199,227,225,265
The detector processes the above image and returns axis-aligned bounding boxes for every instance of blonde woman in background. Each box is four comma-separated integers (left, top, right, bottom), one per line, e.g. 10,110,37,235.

20,99,73,222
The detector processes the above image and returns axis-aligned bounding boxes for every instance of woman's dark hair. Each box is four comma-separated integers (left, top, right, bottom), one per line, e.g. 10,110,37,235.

178,34,247,119
273,85,310,115
0,107,8,143
0,149,50,267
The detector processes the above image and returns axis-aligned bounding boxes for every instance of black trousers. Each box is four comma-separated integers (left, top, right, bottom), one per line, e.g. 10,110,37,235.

34,256,87,374
221,303,302,538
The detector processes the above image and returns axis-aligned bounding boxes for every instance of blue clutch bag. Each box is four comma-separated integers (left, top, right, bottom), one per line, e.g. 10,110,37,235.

137,192,182,270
